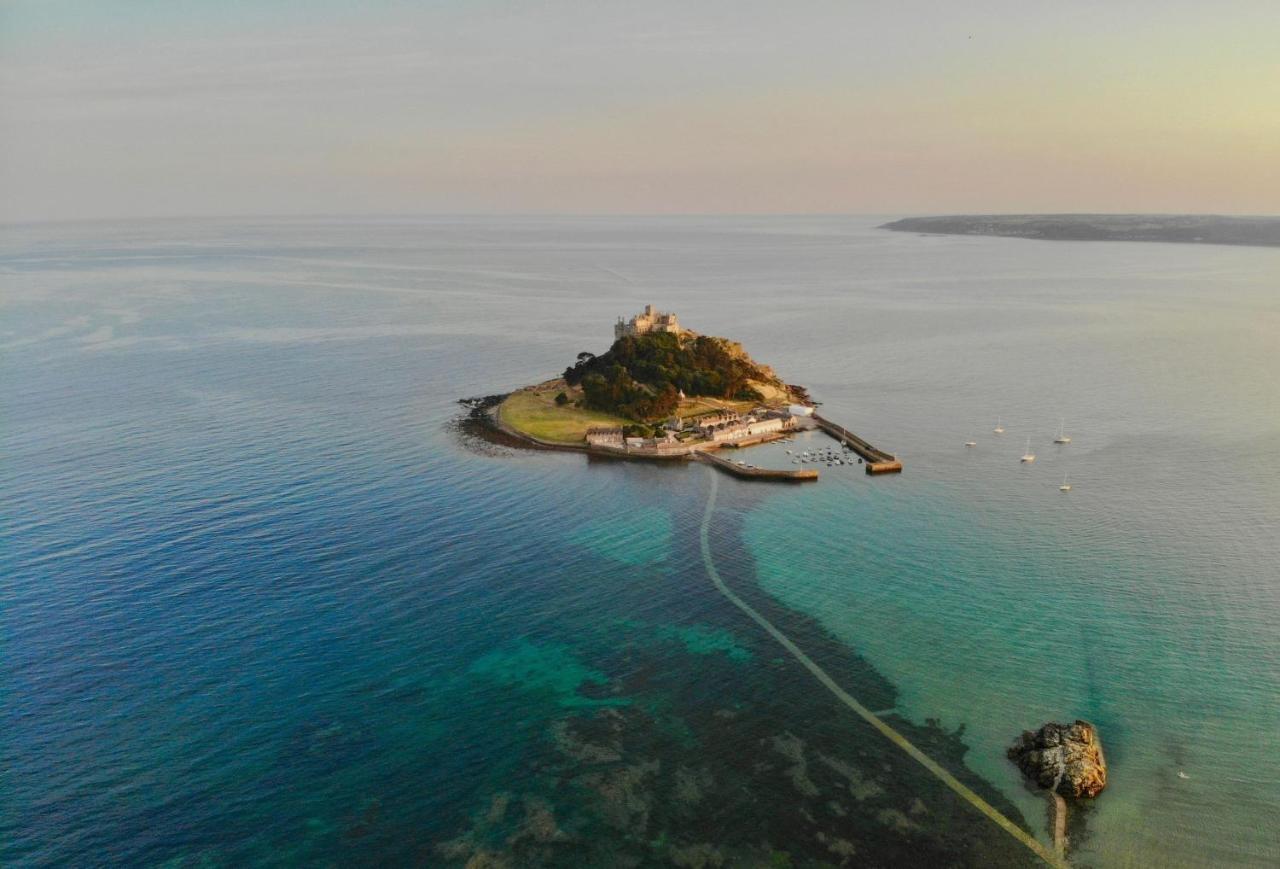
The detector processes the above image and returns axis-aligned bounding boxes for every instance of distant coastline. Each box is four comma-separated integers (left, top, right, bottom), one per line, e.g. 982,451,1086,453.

881,214,1280,248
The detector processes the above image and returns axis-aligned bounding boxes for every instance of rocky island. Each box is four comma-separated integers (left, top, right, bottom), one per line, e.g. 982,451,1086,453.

480,306,812,458
882,214,1280,248
1008,720,1107,859
465,306,903,476
1007,720,1107,799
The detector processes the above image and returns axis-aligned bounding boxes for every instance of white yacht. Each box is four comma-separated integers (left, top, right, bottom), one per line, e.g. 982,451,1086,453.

1054,418,1072,444
1059,473,1072,492
1020,437,1036,463
994,416,1005,434
964,435,977,447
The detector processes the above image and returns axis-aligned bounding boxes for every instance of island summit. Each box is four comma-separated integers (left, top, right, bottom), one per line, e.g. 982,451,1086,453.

478,306,902,476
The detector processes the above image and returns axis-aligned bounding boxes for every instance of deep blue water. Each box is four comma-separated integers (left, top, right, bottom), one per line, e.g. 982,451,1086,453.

3,216,1278,866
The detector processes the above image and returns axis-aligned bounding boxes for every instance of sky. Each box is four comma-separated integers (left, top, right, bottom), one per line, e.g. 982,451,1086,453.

2,0,1278,222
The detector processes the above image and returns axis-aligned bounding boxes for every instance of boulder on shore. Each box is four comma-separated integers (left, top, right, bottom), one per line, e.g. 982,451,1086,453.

1007,720,1107,798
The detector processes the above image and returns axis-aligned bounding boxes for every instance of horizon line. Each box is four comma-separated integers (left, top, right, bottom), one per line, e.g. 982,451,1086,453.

6,209,1280,229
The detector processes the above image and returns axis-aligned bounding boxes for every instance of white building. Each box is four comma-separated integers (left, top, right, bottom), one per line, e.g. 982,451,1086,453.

705,415,791,442
585,427,625,448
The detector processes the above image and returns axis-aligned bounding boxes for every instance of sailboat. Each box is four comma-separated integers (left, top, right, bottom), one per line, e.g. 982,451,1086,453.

1054,418,1072,444
993,416,1005,434
1059,472,1071,492
1020,437,1036,463
965,434,977,447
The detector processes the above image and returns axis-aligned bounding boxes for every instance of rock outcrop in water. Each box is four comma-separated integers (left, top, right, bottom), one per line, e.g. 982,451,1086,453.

1007,720,1107,798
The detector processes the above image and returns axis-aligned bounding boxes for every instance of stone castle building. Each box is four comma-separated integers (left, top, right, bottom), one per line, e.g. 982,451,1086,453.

615,305,682,340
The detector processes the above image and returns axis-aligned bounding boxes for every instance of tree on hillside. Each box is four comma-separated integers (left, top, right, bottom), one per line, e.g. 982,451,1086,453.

567,332,766,421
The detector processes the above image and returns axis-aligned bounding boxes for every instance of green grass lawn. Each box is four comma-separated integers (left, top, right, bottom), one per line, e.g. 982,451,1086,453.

676,380,789,418
498,378,793,445
498,387,632,444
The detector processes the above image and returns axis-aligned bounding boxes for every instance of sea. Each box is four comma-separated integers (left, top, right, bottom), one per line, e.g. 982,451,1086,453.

3,215,1278,867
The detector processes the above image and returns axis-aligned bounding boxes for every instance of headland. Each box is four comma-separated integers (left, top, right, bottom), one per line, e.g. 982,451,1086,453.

882,213,1280,248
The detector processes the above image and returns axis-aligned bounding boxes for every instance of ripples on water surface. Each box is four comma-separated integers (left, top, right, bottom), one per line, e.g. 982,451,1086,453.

3,216,1278,866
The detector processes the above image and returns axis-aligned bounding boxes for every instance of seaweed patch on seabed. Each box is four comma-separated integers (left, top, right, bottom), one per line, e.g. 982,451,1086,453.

434,478,1044,868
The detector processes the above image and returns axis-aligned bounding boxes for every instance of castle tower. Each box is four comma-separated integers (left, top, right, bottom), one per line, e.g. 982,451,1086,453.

615,305,682,340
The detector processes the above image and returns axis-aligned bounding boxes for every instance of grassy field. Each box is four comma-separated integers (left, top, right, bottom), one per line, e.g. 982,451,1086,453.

497,386,632,444
498,378,795,445
675,379,790,418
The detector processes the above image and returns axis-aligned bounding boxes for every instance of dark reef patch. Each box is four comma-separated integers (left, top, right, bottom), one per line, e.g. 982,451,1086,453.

432,471,1041,867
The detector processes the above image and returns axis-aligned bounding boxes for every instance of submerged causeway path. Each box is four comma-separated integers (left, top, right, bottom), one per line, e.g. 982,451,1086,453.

698,469,1065,868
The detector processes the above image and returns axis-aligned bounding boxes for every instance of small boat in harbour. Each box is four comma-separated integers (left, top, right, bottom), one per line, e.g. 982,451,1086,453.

1059,473,1071,492
994,416,1005,434
1054,418,1072,444
1020,437,1036,463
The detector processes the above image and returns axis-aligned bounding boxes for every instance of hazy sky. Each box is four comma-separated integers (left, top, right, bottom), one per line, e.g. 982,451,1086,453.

2,1,1278,221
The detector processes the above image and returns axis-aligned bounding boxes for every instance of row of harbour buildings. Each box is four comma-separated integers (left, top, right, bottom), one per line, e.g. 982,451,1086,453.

584,406,813,456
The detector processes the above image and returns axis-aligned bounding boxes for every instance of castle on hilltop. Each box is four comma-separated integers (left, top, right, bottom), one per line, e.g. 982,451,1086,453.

615,304,682,340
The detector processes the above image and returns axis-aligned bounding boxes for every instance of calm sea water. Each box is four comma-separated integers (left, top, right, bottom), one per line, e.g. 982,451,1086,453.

3,216,1278,866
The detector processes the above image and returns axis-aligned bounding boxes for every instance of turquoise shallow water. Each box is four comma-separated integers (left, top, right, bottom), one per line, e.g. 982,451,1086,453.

3,216,1278,866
